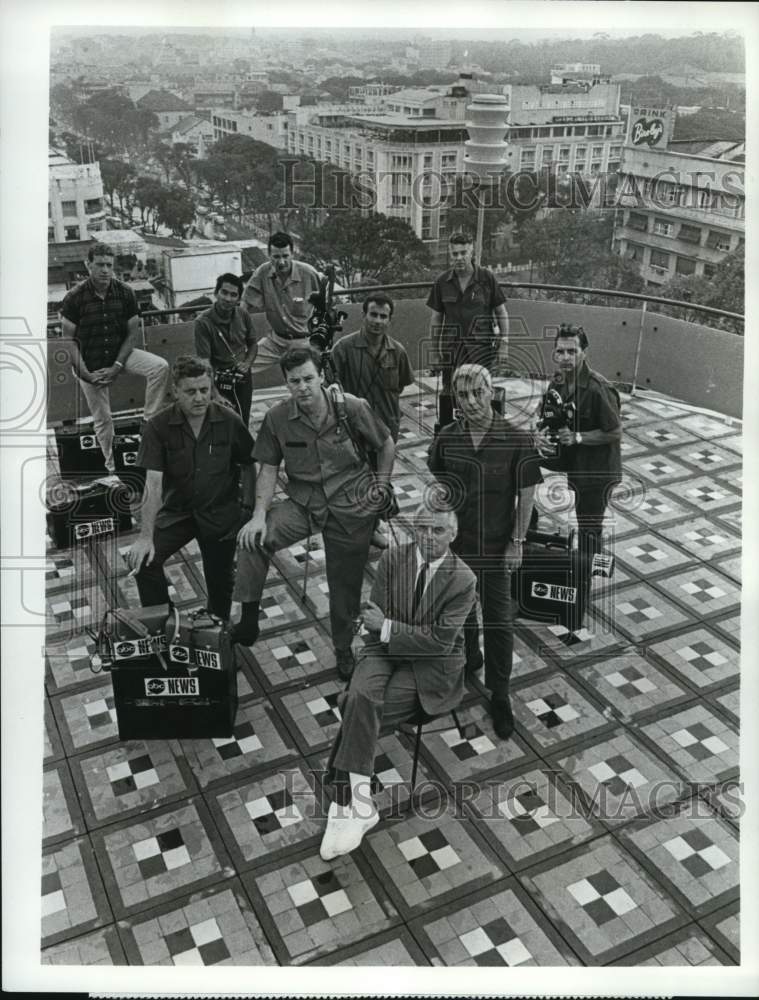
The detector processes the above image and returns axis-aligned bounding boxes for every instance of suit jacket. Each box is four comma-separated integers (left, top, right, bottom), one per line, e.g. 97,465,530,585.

368,542,477,716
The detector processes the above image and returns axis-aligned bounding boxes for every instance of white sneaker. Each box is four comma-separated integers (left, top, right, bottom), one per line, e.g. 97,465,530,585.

319,799,379,861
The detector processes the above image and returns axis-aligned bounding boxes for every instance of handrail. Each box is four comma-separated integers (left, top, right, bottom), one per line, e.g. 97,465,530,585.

46,280,744,329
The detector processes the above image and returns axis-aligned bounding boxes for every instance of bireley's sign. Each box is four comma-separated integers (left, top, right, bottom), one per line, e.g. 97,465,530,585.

626,106,674,149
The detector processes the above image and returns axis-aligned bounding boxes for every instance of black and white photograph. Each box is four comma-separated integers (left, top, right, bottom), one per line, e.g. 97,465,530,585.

1,0,756,994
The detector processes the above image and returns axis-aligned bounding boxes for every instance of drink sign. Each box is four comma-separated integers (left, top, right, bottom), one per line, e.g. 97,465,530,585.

626,106,674,149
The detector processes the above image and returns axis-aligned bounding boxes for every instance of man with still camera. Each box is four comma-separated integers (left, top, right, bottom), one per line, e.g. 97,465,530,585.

194,273,258,426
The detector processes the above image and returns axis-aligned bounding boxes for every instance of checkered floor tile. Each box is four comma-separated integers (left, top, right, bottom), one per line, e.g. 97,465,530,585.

467,767,598,870
41,925,126,965
652,566,740,618
117,561,207,611
514,674,611,753
626,421,696,449
674,413,737,441
244,852,395,964
615,533,692,577
658,517,741,560
43,762,85,846
255,583,311,634
45,551,91,594
92,799,230,918
623,454,693,486
714,554,741,584
301,570,373,622
668,441,741,474
555,730,684,827
608,584,691,641
640,705,738,783
213,764,325,869
526,836,686,964
666,476,740,513
44,702,64,764
418,701,534,784
713,687,739,723
51,680,119,754
324,930,428,966
712,612,741,644
715,433,742,455
275,680,347,755
271,535,326,580
510,633,555,682
620,806,739,917
412,882,579,966
45,585,109,637
649,629,739,691
363,804,503,916
119,882,276,965
178,699,297,789
71,740,195,829
42,837,111,947
576,652,689,720
613,926,733,966
631,397,691,421
45,634,101,693
518,611,624,662
627,489,696,527
247,626,336,689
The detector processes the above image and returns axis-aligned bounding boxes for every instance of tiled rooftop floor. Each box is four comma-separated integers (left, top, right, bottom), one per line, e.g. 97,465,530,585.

41,378,741,967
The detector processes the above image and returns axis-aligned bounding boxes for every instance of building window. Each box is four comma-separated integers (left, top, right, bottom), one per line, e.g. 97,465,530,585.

64,225,80,241
575,145,587,160
591,145,604,159
541,147,554,163
627,211,648,232
703,262,717,278
559,146,570,161
587,125,602,136
574,162,586,174
653,218,674,237
85,198,103,214
678,224,701,245
553,127,566,137
676,256,697,276
649,249,670,273
61,200,77,216
610,145,622,158
626,242,645,262
536,127,551,138
441,152,457,169
706,230,732,252
520,148,536,167
423,154,433,169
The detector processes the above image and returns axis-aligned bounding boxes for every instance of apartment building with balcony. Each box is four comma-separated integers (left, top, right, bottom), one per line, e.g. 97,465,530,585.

48,150,107,243
613,137,745,286
211,108,290,149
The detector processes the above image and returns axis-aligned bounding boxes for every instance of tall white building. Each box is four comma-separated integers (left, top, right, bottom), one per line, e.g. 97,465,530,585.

48,150,107,243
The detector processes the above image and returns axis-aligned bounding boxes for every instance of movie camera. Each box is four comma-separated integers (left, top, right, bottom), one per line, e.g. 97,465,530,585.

308,265,348,360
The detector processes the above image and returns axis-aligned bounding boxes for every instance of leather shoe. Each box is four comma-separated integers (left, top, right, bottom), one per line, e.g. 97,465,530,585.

491,697,514,739
320,800,379,861
335,649,355,681
229,622,260,647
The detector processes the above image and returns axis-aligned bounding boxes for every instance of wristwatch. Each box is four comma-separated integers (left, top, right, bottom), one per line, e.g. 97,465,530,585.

575,431,583,445
510,537,525,545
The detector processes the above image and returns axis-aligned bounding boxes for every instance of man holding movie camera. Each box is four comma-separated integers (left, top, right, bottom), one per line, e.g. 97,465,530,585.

534,323,622,575
194,273,258,426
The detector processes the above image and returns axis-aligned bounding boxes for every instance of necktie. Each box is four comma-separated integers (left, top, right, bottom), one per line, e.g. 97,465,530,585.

412,562,427,618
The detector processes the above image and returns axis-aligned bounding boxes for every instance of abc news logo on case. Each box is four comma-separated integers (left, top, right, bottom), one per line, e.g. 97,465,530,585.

144,676,200,696
531,581,577,604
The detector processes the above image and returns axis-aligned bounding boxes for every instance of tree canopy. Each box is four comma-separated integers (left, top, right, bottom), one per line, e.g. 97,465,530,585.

299,210,431,286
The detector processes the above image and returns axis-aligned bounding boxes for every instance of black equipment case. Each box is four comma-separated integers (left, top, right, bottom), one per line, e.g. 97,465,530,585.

46,477,134,549
100,606,238,740
55,418,144,488
511,529,590,631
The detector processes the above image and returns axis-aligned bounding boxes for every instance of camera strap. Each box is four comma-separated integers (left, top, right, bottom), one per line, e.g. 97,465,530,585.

214,324,243,367
326,383,368,466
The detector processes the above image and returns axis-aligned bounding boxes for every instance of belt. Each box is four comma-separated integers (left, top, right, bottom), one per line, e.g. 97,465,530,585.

274,330,308,342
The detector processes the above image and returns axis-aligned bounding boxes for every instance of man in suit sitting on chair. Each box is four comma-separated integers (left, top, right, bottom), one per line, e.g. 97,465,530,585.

320,501,477,861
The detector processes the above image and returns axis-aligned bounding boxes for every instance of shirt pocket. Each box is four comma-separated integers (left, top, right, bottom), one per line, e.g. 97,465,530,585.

283,440,311,474
166,445,193,479
380,360,399,392
290,296,308,318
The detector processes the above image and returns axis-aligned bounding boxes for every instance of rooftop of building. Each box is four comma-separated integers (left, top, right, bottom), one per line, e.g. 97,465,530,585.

135,88,192,111
39,284,744,974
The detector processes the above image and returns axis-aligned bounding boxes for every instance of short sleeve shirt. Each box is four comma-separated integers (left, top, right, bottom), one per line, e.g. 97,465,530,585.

241,260,322,337
60,277,139,370
551,361,622,483
137,401,255,539
426,266,506,368
194,304,257,369
254,389,391,529
331,330,414,442
427,414,543,558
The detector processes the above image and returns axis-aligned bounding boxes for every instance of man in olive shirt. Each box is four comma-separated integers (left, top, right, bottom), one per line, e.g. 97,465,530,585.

241,231,322,377
427,232,509,432
126,356,256,621
331,293,414,443
194,273,258,426
427,364,542,738
231,346,395,678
